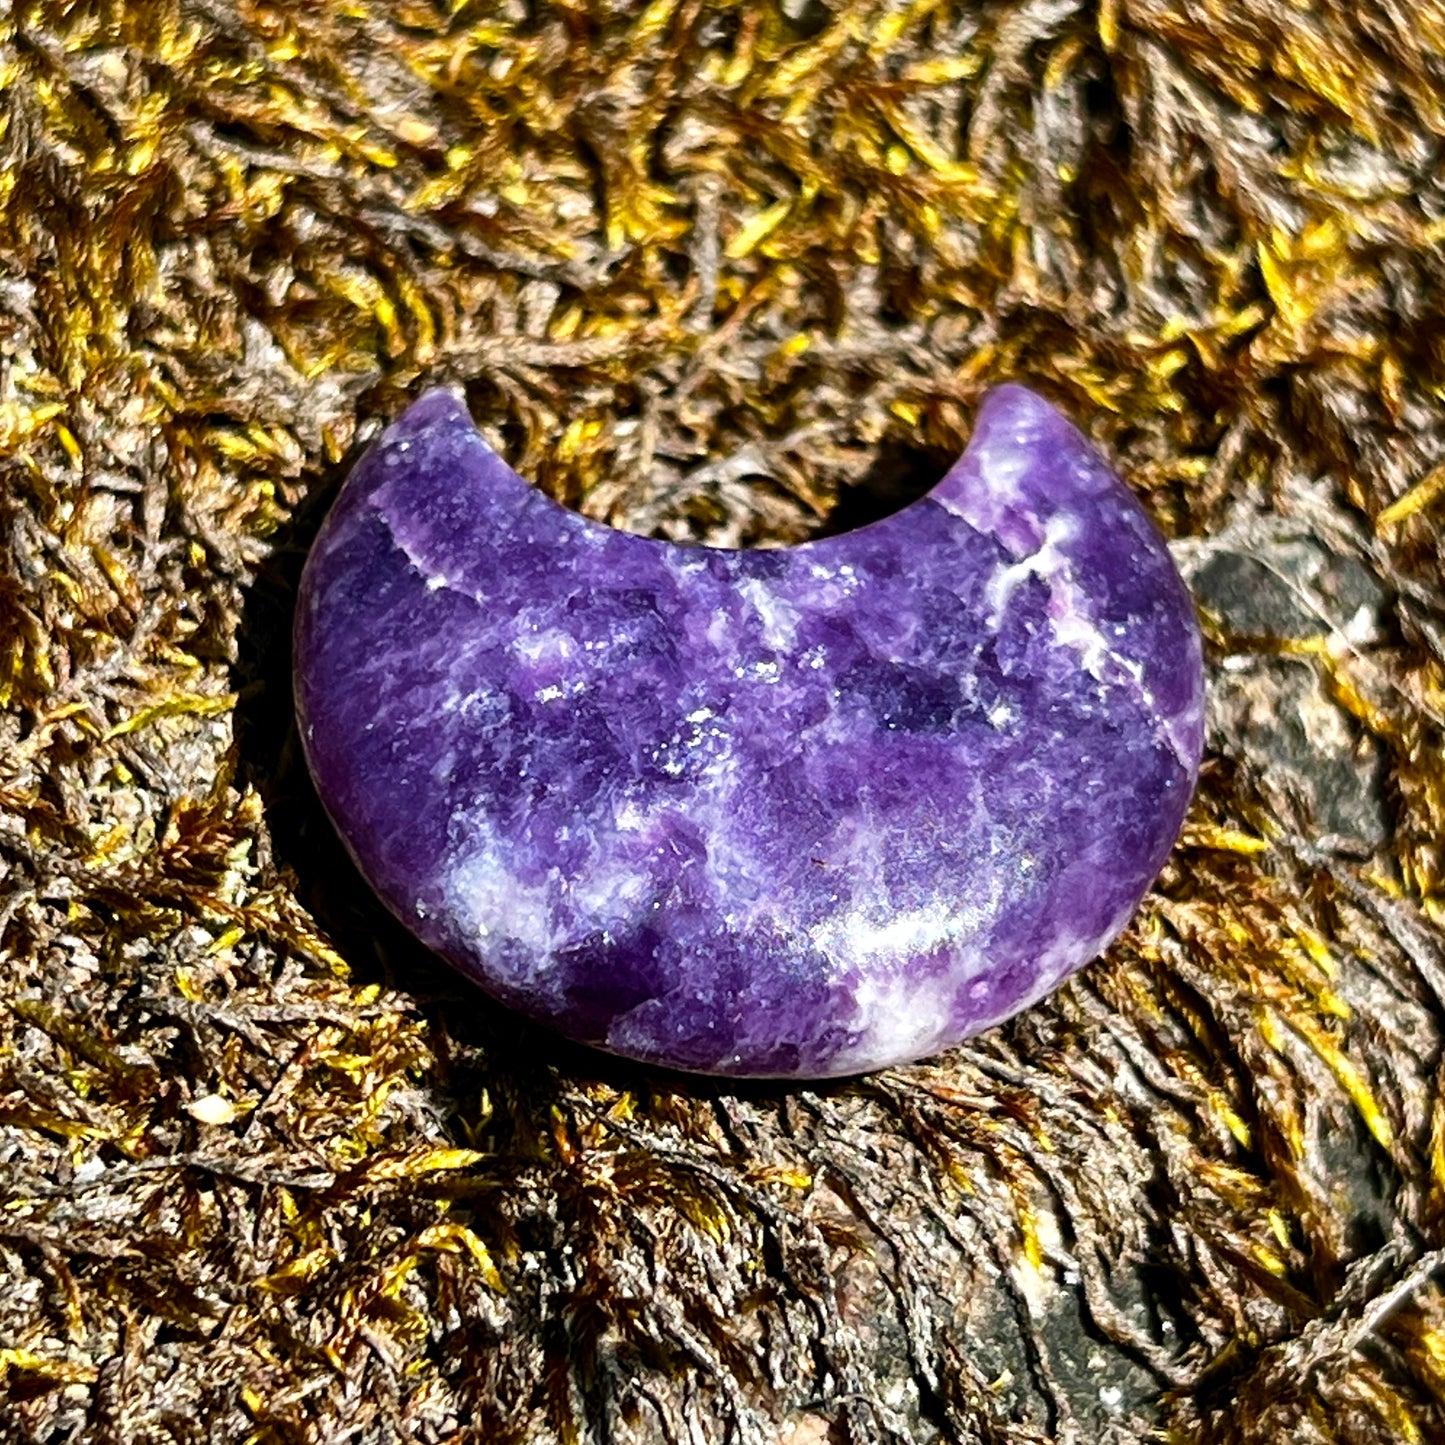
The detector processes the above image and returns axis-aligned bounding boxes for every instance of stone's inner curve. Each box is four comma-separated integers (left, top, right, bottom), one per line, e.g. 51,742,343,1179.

294,385,1206,1078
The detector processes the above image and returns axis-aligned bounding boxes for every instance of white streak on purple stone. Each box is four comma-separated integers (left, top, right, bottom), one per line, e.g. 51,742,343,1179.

294,384,1205,1077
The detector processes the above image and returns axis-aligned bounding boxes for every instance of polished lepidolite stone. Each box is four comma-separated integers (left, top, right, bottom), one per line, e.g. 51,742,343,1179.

295,385,1204,1077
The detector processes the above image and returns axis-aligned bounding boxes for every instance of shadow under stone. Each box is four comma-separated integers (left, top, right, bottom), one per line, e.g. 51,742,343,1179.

812,435,957,540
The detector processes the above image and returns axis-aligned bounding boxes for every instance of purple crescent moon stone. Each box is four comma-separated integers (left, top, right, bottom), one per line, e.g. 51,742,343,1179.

294,385,1204,1078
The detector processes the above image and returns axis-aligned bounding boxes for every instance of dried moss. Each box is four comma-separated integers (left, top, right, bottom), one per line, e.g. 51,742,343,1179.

2,1,1445,1441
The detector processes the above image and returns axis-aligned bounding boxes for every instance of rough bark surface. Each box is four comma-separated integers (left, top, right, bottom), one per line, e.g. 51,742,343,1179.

2,3,1445,1443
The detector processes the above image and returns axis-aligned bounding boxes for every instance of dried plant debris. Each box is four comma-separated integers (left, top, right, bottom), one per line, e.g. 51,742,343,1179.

1,1,1444,1442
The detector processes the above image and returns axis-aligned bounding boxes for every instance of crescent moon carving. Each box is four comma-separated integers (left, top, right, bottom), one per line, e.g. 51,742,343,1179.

294,384,1204,1077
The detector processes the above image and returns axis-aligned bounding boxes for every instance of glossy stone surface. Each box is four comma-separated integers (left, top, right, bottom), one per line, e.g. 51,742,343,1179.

294,385,1204,1077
